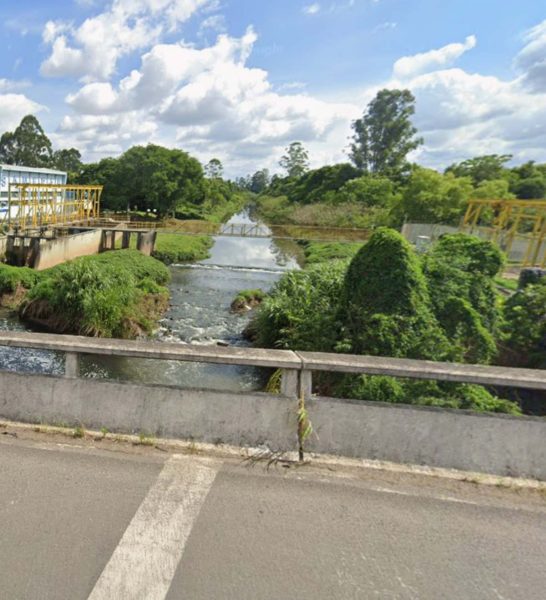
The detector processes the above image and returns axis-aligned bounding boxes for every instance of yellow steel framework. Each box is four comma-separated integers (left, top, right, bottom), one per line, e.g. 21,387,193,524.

462,199,546,267
2,183,102,229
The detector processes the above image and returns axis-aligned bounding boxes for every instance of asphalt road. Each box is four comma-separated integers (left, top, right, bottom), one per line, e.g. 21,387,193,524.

1,430,545,600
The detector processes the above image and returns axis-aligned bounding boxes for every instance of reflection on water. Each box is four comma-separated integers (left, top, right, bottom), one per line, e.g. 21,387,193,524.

0,211,301,392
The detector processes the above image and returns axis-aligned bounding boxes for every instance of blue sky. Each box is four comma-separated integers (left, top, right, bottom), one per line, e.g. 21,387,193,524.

1,0,545,176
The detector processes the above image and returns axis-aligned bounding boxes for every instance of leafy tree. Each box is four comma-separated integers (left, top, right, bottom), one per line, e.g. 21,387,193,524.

446,154,512,184
77,157,125,211
350,89,422,178
335,175,399,207
85,145,204,217
249,169,270,193
0,115,53,167
279,142,310,179
473,178,515,200
52,148,83,181
507,162,546,199
338,228,449,359
393,166,473,225
204,158,223,179
290,163,360,204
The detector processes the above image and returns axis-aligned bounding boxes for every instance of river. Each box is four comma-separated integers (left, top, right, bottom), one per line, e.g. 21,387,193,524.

0,211,302,391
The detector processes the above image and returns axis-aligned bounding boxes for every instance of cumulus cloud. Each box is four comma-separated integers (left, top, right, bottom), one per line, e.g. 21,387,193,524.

514,19,546,92
0,94,44,134
388,65,546,167
393,35,477,79
62,27,356,170
48,9,546,174
41,0,215,81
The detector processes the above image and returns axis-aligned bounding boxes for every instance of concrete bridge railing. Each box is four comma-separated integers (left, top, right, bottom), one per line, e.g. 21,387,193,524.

0,331,545,480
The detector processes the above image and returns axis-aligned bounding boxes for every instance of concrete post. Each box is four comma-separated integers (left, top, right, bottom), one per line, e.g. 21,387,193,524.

280,369,298,398
122,231,131,249
300,370,313,400
65,352,80,378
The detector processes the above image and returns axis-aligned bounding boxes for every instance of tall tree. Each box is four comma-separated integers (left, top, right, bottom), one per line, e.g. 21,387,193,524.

249,169,270,193
204,158,224,179
350,89,422,178
279,142,310,179
52,148,83,179
0,115,53,167
445,154,512,184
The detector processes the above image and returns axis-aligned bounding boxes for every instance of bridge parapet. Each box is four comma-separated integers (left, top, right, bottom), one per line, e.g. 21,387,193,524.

0,331,545,480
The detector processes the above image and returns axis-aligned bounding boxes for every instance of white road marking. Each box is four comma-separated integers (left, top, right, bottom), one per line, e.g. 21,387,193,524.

88,454,218,600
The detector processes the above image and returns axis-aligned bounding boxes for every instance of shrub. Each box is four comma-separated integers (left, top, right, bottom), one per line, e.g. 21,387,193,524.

252,260,347,351
502,281,546,367
338,228,449,359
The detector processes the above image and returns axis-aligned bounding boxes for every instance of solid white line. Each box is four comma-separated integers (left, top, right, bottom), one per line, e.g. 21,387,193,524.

88,454,218,600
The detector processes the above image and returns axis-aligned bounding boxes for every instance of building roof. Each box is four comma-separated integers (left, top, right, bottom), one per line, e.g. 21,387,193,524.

0,164,67,176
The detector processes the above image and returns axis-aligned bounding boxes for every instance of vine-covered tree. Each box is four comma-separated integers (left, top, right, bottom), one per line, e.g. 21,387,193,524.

350,89,422,178
279,142,310,179
0,115,53,167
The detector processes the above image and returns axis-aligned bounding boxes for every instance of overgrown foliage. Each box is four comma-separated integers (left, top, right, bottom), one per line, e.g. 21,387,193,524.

17,250,170,338
502,281,546,368
251,229,522,414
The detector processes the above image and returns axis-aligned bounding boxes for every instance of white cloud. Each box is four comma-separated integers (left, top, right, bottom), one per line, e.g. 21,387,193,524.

393,35,477,80
61,27,357,171
48,11,546,175
0,94,44,134
41,0,215,81
514,19,546,92
303,3,321,15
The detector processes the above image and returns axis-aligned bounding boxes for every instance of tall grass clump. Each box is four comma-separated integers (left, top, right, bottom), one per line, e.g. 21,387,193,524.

20,250,170,338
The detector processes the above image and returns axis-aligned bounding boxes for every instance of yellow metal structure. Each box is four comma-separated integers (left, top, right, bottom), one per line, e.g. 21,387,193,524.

2,183,102,229
462,199,546,267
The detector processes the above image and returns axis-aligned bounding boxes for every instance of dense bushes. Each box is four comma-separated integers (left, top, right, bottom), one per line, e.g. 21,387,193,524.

251,229,522,414
338,228,449,359
16,250,170,338
502,281,546,368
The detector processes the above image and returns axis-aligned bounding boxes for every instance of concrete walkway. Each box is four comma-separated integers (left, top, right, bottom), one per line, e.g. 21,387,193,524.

1,430,545,600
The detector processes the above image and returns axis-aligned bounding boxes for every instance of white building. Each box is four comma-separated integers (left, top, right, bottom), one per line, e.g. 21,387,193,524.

0,164,67,221
0,164,67,199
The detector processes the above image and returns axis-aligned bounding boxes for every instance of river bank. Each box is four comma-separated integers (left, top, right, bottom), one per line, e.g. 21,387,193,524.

0,210,303,391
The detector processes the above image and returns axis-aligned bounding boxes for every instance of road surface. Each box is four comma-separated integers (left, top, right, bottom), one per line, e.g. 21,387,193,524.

0,428,545,599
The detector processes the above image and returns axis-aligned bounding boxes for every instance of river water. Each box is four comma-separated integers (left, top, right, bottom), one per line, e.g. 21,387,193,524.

0,211,302,391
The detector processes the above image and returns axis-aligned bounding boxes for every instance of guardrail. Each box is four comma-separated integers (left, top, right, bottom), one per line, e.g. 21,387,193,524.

1,332,546,479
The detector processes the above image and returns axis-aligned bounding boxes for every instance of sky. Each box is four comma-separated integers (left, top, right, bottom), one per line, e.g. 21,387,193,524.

1,0,545,177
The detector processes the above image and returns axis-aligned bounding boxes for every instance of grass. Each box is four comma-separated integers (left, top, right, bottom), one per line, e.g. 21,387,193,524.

254,195,383,229
152,234,213,264
495,276,519,292
231,288,266,311
15,249,171,338
301,241,363,265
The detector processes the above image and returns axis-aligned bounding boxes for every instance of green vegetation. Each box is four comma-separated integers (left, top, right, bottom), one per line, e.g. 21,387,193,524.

495,277,518,292
502,281,546,368
301,241,363,265
250,229,524,415
152,234,213,264
231,289,266,312
0,264,43,295
0,250,171,338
